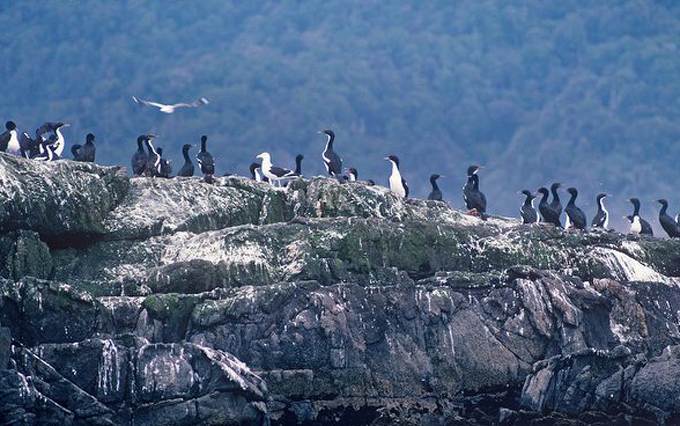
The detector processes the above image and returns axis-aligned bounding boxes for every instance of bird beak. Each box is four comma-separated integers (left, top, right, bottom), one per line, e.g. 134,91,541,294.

317,130,323,134
63,124,71,128
383,157,390,161
440,175,447,178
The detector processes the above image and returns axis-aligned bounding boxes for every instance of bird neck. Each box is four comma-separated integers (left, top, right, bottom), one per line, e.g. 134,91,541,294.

430,177,439,191
597,198,606,212
523,195,533,207
295,157,302,175
201,140,207,153
137,140,144,151
471,174,480,190
182,148,191,162
539,192,549,204
324,134,334,152
390,161,401,178
567,192,577,206
660,203,668,216
260,157,272,171
632,202,640,216
550,187,560,202
146,140,158,156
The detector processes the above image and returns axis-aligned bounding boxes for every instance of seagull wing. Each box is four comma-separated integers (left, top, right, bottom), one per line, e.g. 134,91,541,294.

133,96,168,109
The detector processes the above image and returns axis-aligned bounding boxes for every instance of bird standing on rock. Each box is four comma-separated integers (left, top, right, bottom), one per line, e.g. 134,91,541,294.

564,187,587,230
80,133,96,162
197,135,215,177
519,190,538,224
656,199,680,238
462,165,486,217
143,135,161,177
591,193,610,229
131,135,149,176
156,147,172,178
537,187,561,227
550,183,563,220
627,198,653,236
319,130,342,177
0,121,21,155
384,155,409,198
256,152,293,187
428,174,444,201
177,144,195,177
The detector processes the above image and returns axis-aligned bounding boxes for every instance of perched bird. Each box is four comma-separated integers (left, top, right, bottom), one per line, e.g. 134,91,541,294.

462,165,486,217
33,142,60,162
550,183,563,219
627,198,653,236
71,144,83,160
0,121,21,155
250,162,264,182
256,152,293,187
519,190,539,224
656,199,680,238
131,135,150,176
384,155,409,198
537,187,562,227
292,154,304,177
41,122,69,157
591,193,610,229
624,215,646,236
80,133,96,162
564,187,587,230
143,136,161,177
345,168,358,182
132,96,209,114
20,132,41,158
177,144,195,177
428,174,444,201
196,135,215,175
319,130,342,177
156,147,172,178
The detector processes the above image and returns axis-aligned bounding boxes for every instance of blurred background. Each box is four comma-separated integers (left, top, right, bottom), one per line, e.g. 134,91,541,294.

1,0,679,233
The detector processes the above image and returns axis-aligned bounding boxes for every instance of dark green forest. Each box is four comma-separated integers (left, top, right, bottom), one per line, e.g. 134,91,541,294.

1,0,679,231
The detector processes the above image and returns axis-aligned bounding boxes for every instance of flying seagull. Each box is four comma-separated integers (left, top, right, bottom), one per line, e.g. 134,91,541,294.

132,96,209,114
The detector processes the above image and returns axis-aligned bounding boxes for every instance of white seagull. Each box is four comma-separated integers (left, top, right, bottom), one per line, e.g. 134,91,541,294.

132,96,209,114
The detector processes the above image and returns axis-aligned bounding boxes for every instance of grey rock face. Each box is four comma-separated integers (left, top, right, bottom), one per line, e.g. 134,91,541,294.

1,156,680,425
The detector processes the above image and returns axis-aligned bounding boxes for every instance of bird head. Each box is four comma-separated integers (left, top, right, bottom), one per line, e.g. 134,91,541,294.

467,165,482,176
201,135,208,143
537,187,549,196
318,129,334,138
656,199,668,206
567,187,578,196
550,182,561,191
86,133,95,143
5,121,16,131
383,155,400,166
519,189,533,198
256,152,271,162
296,154,304,161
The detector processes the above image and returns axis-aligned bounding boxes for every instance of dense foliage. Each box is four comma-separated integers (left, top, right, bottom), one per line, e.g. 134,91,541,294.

1,0,679,230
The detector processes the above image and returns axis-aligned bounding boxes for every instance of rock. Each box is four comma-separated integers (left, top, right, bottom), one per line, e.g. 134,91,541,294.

0,153,129,238
1,159,680,425
0,230,52,281
0,326,10,370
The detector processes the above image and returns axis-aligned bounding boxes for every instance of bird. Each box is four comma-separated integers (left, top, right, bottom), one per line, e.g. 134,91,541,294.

176,144,195,177
41,122,69,158
564,187,587,230
345,168,358,182
624,215,644,235
292,154,304,177
250,162,264,182
428,174,444,201
71,144,83,160
549,183,563,219
196,135,215,176
131,135,150,176
132,96,209,114
20,132,41,159
519,190,539,224
656,199,680,238
537,187,562,227
627,198,653,236
143,135,161,177
33,142,60,162
591,193,610,229
156,147,172,178
0,121,21,155
319,130,342,177
80,133,96,162
256,152,293,187
384,155,409,198
462,165,486,217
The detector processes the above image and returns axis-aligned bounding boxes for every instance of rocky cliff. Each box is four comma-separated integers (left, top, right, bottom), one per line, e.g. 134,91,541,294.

0,152,679,426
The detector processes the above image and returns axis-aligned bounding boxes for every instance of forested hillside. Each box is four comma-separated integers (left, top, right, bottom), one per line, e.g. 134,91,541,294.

1,0,679,230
